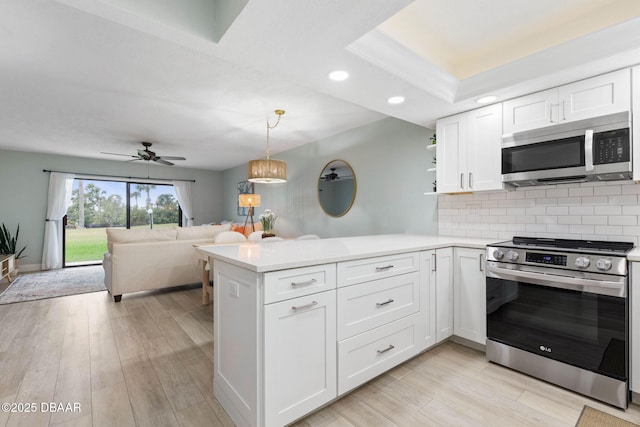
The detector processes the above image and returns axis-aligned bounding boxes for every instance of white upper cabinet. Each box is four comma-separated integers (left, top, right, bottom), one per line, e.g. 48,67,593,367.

436,104,503,194
436,112,466,193
632,66,640,181
503,68,631,135
503,88,557,135
466,104,503,192
559,68,630,123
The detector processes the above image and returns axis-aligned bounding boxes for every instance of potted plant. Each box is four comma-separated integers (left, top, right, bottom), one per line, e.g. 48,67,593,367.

259,209,277,238
0,223,27,277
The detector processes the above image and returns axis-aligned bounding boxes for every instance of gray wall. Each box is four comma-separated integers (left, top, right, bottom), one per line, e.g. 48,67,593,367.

0,149,223,270
222,117,438,238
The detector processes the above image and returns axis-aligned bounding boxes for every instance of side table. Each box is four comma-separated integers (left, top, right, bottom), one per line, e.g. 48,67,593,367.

0,254,15,284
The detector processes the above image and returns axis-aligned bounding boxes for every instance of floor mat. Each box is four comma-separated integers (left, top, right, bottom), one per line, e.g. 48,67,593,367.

0,265,105,304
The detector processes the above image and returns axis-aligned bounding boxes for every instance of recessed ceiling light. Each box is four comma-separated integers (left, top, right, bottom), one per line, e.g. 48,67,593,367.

387,96,405,104
328,70,349,81
476,95,497,104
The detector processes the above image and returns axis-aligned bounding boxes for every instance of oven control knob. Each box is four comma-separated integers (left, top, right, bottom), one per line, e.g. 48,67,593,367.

506,251,519,261
492,249,504,260
596,258,612,272
575,257,590,268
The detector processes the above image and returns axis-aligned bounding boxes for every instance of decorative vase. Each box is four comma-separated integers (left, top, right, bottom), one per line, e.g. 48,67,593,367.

262,232,275,238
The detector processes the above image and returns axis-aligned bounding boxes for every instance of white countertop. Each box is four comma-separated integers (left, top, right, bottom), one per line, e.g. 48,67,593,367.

627,248,640,262
196,234,495,272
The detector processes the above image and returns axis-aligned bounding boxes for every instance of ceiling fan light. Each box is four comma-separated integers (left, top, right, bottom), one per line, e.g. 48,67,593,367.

248,158,287,183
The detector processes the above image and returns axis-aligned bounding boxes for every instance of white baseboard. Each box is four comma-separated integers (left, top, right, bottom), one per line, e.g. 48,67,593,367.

19,263,43,273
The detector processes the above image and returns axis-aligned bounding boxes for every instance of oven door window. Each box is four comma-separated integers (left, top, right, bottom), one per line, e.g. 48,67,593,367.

502,135,585,174
487,277,627,380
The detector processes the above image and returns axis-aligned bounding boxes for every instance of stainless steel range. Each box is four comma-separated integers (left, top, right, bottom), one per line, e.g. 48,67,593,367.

485,236,634,409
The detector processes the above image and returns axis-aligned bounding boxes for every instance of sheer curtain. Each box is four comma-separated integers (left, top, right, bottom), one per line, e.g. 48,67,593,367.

42,172,74,270
173,180,194,226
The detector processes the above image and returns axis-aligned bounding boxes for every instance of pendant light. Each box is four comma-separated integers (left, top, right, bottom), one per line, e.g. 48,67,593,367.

248,109,287,183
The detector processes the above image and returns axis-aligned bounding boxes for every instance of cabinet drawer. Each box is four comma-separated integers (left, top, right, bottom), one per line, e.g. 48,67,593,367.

338,314,420,395
337,272,419,340
264,264,336,304
337,253,419,287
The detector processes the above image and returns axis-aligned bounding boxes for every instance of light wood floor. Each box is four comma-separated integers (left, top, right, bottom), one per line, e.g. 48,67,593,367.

1,286,640,427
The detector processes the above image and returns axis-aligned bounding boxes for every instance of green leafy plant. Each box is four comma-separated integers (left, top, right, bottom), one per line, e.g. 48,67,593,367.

0,223,27,259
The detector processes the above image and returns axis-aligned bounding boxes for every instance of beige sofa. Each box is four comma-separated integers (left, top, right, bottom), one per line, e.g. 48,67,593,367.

103,224,231,302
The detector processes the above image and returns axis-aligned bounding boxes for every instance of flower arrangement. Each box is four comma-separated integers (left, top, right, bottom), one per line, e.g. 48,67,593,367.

259,209,277,233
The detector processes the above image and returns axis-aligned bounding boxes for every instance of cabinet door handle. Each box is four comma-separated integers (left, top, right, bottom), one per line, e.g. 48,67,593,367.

585,129,594,172
377,344,395,354
376,299,394,307
479,254,484,272
562,100,566,121
292,301,317,311
375,265,394,271
549,104,554,123
460,173,464,189
469,172,473,189
291,278,317,287
432,252,436,272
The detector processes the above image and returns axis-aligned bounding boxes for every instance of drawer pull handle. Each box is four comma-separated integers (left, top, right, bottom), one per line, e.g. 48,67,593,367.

292,301,317,311
291,278,317,287
377,345,395,354
375,265,394,271
376,299,394,307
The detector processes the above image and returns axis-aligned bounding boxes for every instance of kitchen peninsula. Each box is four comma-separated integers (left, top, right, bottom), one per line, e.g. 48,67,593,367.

197,234,490,427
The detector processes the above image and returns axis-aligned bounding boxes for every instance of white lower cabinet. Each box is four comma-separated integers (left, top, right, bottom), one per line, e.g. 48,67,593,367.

453,248,486,345
435,247,453,343
338,314,420,395
419,250,436,349
264,291,337,427
336,253,423,395
211,245,488,427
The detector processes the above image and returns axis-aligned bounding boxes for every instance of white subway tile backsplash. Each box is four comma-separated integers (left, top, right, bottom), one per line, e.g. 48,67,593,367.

546,188,568,198
593,186,621,196
570,224,594,234
609,195,638,205
438,181,640,242
558,216,581,225
507,208,526,216
595,205,622,215
569,187,593,197
581,196,608,205
546,206,569,215
594,225,623,235
537,215,557,224
609,216,637,226
526,206,546,216
621,184,640,194
622,205,640,215
570,206,594,216
525,189,547,199
581,216,607,225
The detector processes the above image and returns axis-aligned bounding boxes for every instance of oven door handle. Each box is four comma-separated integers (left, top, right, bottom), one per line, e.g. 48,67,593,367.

486,264,626,297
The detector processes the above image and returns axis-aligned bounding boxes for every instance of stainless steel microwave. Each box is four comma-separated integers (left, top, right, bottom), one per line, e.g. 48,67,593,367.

501,111,632,187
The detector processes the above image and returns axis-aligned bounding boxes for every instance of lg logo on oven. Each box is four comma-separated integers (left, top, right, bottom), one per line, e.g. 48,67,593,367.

539,345,552,353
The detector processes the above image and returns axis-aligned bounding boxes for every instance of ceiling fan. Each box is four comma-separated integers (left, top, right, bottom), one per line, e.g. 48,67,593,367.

101,142,186,166
320,168,340,181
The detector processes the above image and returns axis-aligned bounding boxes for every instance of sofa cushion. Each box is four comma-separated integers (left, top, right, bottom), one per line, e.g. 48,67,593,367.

106,228,177,252
175,223,231,240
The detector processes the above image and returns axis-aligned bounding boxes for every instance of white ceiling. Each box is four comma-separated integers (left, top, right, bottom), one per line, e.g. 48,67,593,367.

1,0,639,171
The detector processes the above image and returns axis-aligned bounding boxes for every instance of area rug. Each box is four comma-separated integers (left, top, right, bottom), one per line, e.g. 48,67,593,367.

576,405,639,427
0,265,105,304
